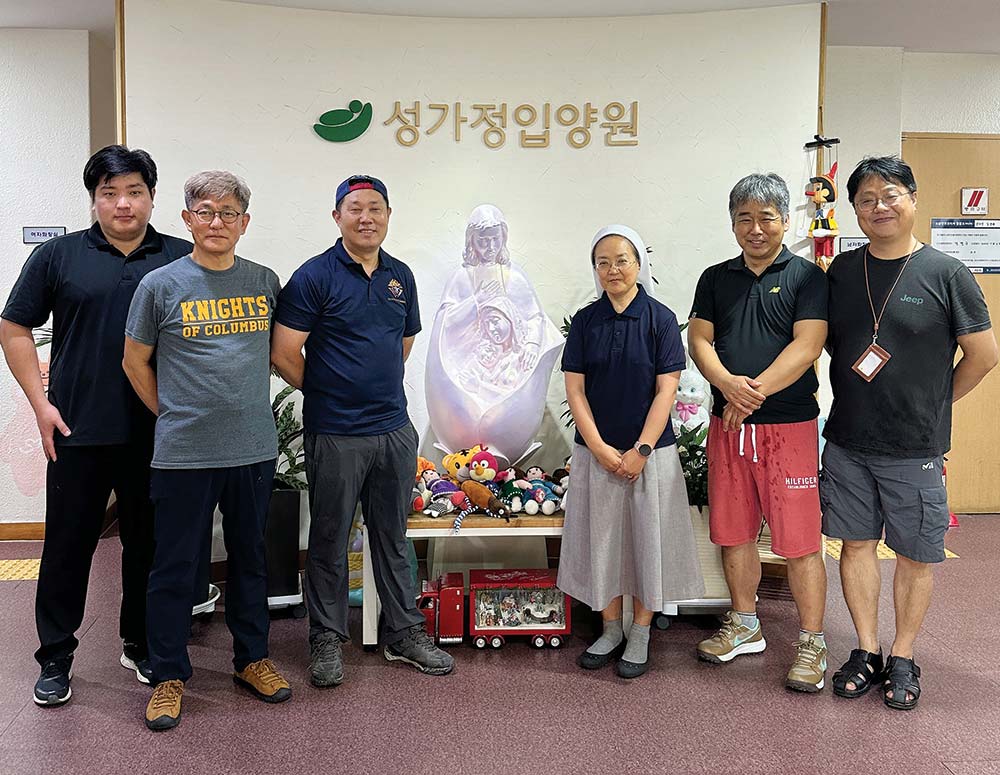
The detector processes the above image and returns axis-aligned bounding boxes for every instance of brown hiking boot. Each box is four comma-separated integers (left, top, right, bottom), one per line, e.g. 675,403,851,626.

145,680,184,731
234,658,292,703
785,633,828,693
697,610,767,664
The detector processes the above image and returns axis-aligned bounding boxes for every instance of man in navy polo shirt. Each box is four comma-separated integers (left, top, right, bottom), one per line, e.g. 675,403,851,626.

271,175,453,685
1,145,191,705
688,173,830,693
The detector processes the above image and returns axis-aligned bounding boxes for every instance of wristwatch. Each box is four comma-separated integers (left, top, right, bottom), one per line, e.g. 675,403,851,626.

634,442,652,457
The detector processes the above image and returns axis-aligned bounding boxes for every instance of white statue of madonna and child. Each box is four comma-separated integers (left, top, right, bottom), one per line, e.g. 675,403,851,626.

425,205,564,468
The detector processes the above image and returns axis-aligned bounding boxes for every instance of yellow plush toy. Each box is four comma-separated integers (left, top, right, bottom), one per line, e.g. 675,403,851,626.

441,445,483,482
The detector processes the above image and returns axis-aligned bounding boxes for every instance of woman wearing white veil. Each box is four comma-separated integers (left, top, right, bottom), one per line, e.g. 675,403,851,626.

558,225,704,678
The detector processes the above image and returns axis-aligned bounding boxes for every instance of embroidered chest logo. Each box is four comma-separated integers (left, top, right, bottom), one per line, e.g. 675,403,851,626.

769,286,781,294
387,278,405,300
900,294,924,305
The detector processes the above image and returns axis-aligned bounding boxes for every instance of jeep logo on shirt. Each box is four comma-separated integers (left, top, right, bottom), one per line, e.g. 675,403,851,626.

900,294,924,305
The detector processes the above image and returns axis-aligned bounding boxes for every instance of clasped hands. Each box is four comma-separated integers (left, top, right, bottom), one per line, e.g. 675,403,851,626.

595,444,646,483
721,374,766,432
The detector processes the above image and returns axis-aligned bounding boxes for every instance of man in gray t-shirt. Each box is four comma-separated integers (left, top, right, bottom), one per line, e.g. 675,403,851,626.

127,254,278,469
123,170,292,733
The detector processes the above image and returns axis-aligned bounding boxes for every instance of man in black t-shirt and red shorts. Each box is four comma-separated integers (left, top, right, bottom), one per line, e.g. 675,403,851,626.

824,156,997,711
689,173,830,693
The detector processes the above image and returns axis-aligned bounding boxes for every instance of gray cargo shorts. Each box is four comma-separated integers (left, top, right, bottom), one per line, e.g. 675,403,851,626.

820,440,950,564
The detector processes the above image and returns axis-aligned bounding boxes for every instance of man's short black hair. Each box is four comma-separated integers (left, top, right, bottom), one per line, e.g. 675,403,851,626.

83,145,158,199
846,156,917,205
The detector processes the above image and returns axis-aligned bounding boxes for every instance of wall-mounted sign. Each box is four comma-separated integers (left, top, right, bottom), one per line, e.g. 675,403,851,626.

930,218,1000,273
313,99,639,150
838,236,869,253
22,227,66,244
961,187,989,216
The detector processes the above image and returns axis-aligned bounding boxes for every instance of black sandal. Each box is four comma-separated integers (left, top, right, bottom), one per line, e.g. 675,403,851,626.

832,648,884,698
882,655,921,711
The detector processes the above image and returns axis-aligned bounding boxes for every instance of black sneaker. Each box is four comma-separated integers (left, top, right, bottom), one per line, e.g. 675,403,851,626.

309,631,344,688
384,625,454,675
34,657,73,706
120,643,153,685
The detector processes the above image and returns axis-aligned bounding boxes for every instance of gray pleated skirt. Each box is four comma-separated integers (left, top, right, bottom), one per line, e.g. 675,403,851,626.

557,443,705,612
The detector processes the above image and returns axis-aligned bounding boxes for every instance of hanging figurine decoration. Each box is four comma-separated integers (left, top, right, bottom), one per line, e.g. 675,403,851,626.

803,134,841,271
806,162,839,271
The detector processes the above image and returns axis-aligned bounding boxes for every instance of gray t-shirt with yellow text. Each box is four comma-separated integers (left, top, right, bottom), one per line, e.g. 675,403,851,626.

126,255,280,469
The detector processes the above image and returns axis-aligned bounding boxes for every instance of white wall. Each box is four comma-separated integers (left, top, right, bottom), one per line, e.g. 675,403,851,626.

0,29,91,523
902,52,1000,134
125,0,821,477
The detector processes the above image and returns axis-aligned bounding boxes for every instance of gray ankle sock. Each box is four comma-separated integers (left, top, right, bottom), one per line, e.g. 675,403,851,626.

736,610,759,630
799,629,826,647
622,623,651,664
586,618,624,655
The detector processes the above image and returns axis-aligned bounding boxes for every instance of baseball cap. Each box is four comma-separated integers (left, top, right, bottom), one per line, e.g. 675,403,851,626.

335,174,389,208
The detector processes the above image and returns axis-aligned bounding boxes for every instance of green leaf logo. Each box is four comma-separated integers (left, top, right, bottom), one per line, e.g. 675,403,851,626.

314,100,373,142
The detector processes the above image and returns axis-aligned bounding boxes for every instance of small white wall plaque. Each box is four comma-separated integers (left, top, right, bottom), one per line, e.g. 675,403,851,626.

961,188,989,216
22,227,66,244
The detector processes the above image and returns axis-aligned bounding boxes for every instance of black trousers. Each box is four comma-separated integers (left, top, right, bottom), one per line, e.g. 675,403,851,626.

147,460,276,683
35,443,154,665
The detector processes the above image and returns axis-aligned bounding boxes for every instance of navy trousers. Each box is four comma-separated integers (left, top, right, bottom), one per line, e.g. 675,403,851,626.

146,459,276,683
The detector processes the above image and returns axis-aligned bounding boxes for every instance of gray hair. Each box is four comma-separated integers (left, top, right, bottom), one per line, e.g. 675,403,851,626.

728,173,789,222
184,170,251,212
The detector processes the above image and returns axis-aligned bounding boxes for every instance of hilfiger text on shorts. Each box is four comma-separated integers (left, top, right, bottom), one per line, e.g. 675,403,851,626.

785,475,818,490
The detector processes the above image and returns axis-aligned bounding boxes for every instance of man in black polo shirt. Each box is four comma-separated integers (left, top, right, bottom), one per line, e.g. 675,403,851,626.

1,145,191,705
823,156,996,710
271,175,453,686
689,173,830,692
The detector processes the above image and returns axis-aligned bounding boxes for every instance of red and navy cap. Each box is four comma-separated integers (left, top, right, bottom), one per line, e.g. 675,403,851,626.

335,174,389,208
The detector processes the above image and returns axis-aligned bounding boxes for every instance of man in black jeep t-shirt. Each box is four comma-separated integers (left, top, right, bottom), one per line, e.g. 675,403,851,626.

823,156,996,711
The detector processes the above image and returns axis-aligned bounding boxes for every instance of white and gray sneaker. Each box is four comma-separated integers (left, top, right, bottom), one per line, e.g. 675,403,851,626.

121,642,153,685
384,625,454,675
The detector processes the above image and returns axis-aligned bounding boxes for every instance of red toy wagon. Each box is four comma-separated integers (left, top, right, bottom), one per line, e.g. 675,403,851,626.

417,568,571,649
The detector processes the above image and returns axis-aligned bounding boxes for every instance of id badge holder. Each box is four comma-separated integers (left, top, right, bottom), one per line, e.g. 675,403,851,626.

851,342,891,382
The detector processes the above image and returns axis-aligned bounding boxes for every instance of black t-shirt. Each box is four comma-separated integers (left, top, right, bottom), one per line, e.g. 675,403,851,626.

824,244,991,457
2,223,192,446
689,247,828,424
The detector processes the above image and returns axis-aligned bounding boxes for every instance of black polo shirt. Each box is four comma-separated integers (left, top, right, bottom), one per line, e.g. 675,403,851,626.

689,246,828,424
562,285,687,451
2,223,192,446
276,238,421,436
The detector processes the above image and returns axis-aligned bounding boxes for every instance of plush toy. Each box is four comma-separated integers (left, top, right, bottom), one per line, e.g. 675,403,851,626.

671,368,711,435
452,480,511,532
412,466,440,512
422,474,462,518
415,456,436,480
807,162,839,271
469,449,500,483
441,445,483,482
521,466,563,515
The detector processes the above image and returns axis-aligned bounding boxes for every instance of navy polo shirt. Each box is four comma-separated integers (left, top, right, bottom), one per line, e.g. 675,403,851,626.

2,223,192,446
276,238,421,436
562,285,687,451
689,246,828,424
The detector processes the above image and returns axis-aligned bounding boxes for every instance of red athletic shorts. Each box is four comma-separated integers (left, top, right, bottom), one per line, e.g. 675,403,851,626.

706,416,821,558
